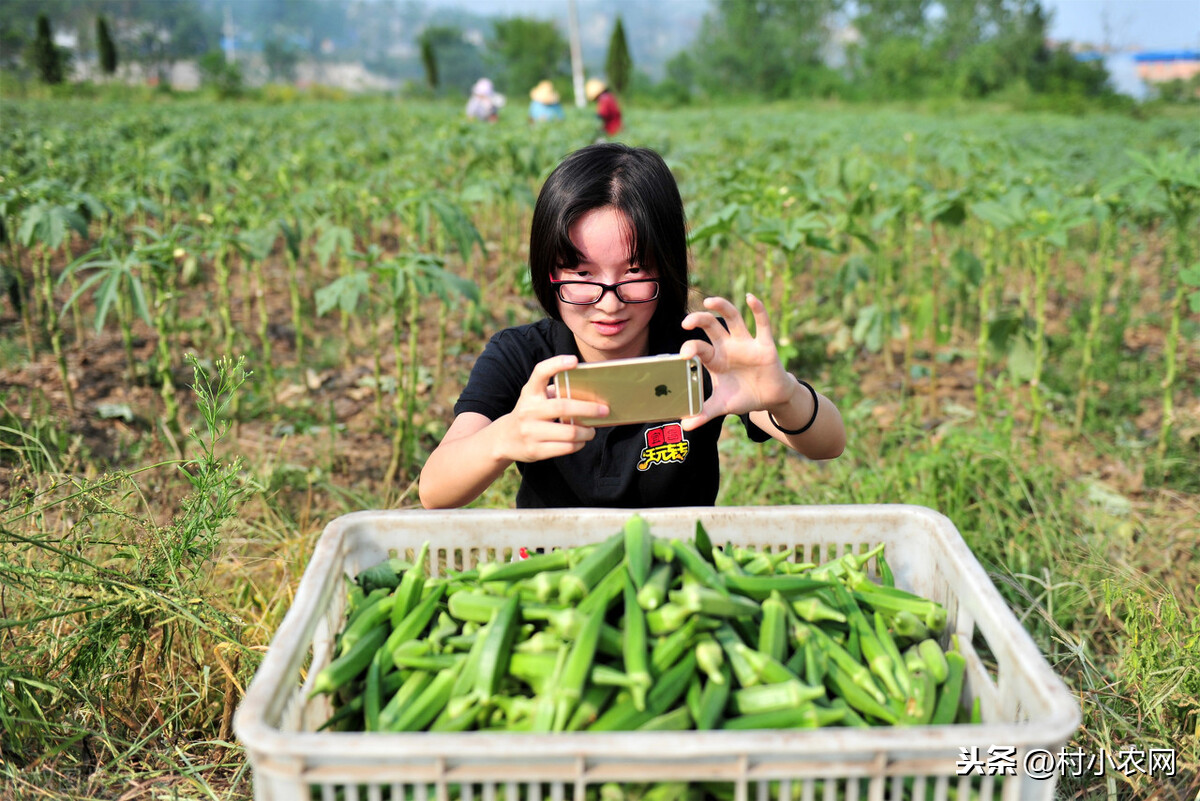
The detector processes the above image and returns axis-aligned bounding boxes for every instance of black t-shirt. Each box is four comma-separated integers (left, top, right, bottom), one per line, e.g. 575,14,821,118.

453,317,771,508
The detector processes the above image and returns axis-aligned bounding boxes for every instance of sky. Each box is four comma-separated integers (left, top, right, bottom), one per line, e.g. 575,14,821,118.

432,0,1199,53
1041,0,1200,52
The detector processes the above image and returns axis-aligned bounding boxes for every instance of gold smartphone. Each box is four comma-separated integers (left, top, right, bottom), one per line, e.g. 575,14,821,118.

554,354,704,428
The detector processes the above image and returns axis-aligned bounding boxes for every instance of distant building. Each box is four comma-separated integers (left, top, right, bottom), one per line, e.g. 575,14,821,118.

1133,51,1200,84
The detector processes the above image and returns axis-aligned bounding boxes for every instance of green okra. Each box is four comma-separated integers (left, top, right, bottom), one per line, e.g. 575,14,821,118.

624,514,654,589
637,705,693,731
721,704,844,730
381,583,446,661
930,650,967,725
874,611,912,697
790,595,847,624
730,680,826,716
447,590,508,624
758,591,789,663
559,531,625,605
722,573,831,601
388,661,463,732
669,585,760,619
378,669,433,730
712,623,760,688
650,616,701,676
364,649,385,731
695,663,732,730
694,634,725,685
622,570,652,711
646,602,693,636
670,539,730,596
710,545,744,576
553,602,606,730
823,661,899,725
565,684,616,731
637,562,676,611
309,624,388,698
337,591,396,656
478,548,570,583
391,542,430,630
917,639,950,684
475,594,520,702
693,521,715,565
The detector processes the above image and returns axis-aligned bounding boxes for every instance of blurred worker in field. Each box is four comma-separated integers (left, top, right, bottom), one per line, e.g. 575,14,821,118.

466,78,504,123
585,78,622,137
529,80,566,123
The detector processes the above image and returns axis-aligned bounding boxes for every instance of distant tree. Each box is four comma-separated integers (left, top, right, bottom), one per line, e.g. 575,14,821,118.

97,15,118,76
32,14,64,84
605,15,632,96
691,0,842,99
418,28,439,90
263,37,300,82
489,17,569,99
199,50,243,98
418,26,484,95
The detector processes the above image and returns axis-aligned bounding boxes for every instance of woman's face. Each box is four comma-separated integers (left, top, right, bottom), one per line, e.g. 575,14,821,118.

555,206,658,363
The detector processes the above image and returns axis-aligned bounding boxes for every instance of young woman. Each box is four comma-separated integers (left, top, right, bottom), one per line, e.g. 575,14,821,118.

419,144,844,509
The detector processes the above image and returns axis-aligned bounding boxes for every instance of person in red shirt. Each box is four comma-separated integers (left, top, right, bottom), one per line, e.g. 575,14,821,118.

585,79,622,137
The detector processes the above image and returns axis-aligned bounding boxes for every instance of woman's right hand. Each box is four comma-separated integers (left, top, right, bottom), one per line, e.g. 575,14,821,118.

492,355,609,463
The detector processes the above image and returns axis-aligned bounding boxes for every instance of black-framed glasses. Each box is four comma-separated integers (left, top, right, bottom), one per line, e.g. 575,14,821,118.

550,278,660,305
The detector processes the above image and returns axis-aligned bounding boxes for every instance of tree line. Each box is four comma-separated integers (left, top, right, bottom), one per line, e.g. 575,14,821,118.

2,0,1138,106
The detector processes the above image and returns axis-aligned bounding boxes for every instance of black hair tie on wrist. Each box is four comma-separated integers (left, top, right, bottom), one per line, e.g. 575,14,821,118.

768,379,819,435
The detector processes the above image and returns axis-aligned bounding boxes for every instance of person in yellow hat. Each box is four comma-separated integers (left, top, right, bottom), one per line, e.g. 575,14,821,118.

585,78,622,136
529,80,566,123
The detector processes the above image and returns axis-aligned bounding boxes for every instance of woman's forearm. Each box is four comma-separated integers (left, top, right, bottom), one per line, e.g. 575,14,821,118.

418,419,514,508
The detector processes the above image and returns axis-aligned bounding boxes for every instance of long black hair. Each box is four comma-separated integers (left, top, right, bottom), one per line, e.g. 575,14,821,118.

529,143,690,332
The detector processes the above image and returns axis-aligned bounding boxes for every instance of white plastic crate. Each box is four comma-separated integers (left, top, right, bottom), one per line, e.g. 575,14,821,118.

234,505,1080,801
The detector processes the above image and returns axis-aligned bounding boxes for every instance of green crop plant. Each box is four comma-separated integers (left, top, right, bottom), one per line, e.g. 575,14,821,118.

1128,148,1200,461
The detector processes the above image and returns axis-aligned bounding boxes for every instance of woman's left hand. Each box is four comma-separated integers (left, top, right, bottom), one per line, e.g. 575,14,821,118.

678,294,797,431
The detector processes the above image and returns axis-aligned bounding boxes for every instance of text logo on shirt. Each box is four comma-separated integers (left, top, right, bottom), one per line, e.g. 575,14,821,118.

637,422,689,471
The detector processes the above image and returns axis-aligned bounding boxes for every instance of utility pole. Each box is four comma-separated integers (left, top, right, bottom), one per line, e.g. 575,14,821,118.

567,0,585,108
223,5,235,64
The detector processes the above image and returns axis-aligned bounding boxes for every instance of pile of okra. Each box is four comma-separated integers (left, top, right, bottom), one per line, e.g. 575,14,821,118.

311,516,975,733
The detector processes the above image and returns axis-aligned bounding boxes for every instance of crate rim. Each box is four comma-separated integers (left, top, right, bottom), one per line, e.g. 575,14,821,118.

234,504,1081,763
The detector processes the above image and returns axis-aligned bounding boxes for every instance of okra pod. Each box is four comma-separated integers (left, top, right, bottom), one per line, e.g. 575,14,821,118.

364,650,385,731
309,624,388,698
874,611,912,697
475,594,521,702
624,514,654,589
730,680,826,716
622,570,652,711
553,603,607,730
669,585,760,619
646,602,693,636
695,663,732,730
822,661,899,725
722,704,844,730
694,634,725,685
478,548,570,583
790,596,846,624
381,583,446,662
712,623,760,688
637,706,693,731
565,684,616,732
670,539,730,596
930,651,966,725
378,669,433,730
758,591,789,663
337,592,397,656
722,573,830,601
650,616,700,676
390,542,430,630
637,563,676,611
559,531,625,605
389,661,462,732
917,638,950,683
